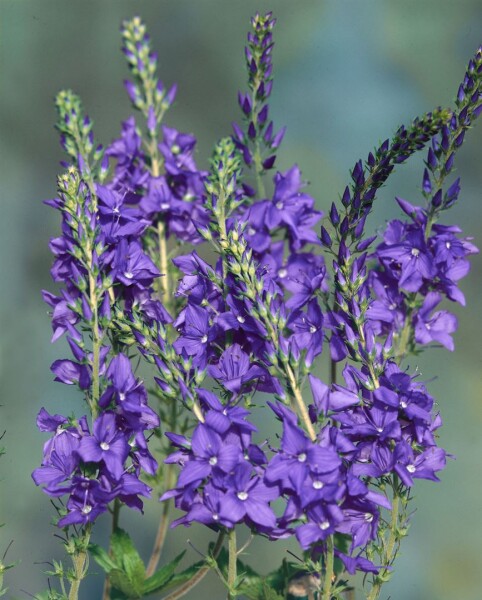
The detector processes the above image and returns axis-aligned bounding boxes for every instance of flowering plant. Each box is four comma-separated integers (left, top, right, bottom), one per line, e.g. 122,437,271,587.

24,11,481,600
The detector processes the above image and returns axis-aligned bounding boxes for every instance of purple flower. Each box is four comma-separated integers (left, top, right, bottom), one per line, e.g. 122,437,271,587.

77,413,130,480
112,239,160,288
176,424,241,488
220,463,277,529
414,292,457,350
207,344,264,393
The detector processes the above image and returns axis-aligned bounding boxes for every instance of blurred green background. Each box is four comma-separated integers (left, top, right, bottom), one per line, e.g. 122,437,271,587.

1,1,481,598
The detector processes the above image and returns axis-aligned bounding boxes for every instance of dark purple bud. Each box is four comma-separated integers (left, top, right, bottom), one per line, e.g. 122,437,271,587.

100,155,109,176
263,121,273,144
248,121,256,139
167,83,177,105
445,177,461,205
354,214,367,240
262,155,276,169
338,240,350,263
242,96,252,116
329,202,340,226
340,217,349,236
242,183,256,197
81,295,92,321
264,80,273,97
242,145,253,165
271,126,286,149
432,189,442,208
147,106,156,134
457,84,465,104
78,153,87,175
473,103,482,118
444,152,455,172
441,126,450,152
427,148,437,169
341,186,351,207
356,235,377,252
232,122,244,142
459,106,469,125
257,104,269,125
320,226,332,248
422,168,432,194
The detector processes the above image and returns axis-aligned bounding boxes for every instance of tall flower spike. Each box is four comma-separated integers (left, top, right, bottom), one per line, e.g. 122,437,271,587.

233,12,285,195
121,16,176,124
55,90,105,183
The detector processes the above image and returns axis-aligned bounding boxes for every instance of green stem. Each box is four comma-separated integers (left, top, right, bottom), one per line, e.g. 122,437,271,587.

285,362,317,441
157,219,172,309
366,488,401,600
253,141,266,199
68,526,92,600
322,536,334,600
227,528,237,600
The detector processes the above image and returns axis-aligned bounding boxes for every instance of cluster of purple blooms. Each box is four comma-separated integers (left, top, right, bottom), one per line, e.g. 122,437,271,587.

36,10,481,592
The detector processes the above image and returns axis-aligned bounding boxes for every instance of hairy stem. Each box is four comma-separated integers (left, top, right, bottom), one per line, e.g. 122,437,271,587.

253,141,266,199
285,362,316,441
157,219,171,308
322,535,334,600
227,528,237,600
68,526,92,600
367,488,401,600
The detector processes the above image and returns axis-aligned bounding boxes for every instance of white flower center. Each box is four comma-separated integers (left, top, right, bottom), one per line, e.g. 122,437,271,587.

171,144,180,154
100,442,110,451
248,227,256,236
365,513,374,523
446,242,451,249
278,268,288,279
298,453,307,463
275,201,284,210
401,401,407,409
82,505,92,515
212,513,219,521
237,315,246,323
319,521,330,531
119,392,126,401
209,456,218,466
411,248,420,257
389,302,397,310
124,271,134,279
406,464,416,473
309,325,317,334
201,335,208,343
237,491,248,501
160,202,170,210
376,427,383,433
313,481,323,490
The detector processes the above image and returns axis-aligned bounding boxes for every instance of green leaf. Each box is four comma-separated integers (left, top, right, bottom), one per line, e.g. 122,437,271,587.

88,543,119,574
109,569,140,599
111,528,146,592
141,550,186,595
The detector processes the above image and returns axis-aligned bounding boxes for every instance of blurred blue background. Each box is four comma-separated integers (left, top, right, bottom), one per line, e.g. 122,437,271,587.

0,1,481,598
